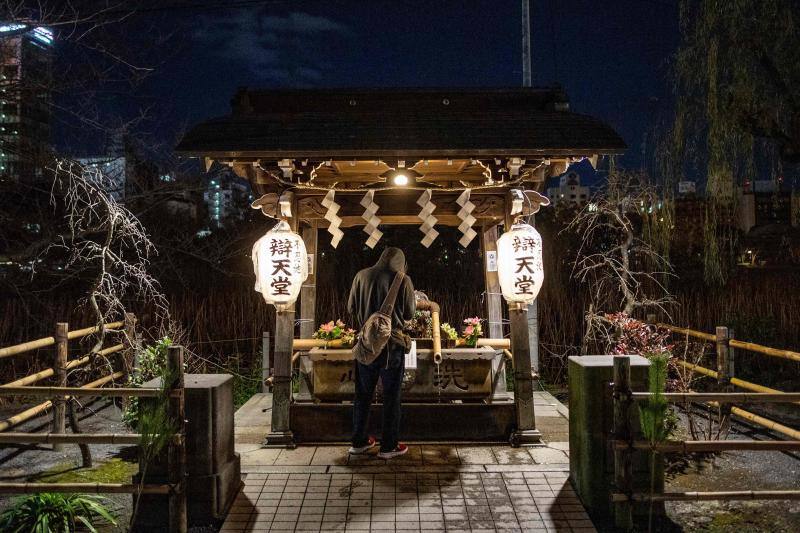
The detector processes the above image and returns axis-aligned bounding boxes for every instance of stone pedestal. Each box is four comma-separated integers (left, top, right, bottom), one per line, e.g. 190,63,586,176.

568,355,663,526
133,374,241,529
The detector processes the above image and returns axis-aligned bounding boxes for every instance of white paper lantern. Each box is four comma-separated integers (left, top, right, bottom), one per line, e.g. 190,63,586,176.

252,220,308,311
497,222,544,305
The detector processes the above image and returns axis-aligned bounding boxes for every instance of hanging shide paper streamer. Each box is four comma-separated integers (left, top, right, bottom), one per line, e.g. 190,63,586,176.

496,222,544,304
416,189,439,248
321,190,343,248
360,190,383,248
252,220,309,310
456,189,477,248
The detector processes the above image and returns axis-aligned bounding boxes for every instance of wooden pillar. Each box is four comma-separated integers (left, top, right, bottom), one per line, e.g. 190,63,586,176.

509,303,541,446
613,355,634,531
716,326,734,432
264,200,298,447
300,222,318,339
481,225,503,339
296,222,317,402
261,331,271,393
124,312,137,374
528,299,539,374
481,224,510,401
527,214,540,374
52,322,68,452
264,309,296,447
167,345,187,533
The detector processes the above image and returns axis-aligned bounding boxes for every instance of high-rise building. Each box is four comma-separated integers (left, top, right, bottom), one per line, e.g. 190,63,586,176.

203,169,252,228
0,22,53,182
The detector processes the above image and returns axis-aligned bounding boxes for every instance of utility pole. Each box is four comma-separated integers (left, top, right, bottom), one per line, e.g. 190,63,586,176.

522,0,532,87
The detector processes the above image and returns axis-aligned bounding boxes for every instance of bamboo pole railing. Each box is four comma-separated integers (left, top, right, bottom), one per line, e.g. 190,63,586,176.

611,355,800,528
658,322,800,362
612,439,800,453
0,385,162,398
728,338,800,363
0,344,187,532
0,433,143,445
723,405,800,441
0,370,126,432
631,392,800,403
0,483,172,495
0,321,125,359
612,490,800,502
656,320,800,440
2,344,124,387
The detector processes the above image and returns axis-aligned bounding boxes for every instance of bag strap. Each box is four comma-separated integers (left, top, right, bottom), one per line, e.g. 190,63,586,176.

379,271,405,316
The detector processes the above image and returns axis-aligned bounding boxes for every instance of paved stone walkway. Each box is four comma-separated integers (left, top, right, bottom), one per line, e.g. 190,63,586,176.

221,392,595,532
222,469,593,532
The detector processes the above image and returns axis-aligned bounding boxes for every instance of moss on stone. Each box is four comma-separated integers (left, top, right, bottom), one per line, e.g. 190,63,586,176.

31,458,138,484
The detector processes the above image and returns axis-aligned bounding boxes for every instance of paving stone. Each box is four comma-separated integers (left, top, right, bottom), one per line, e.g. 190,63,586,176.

491,447,535,465
274,446,317,465
456,446,497,464
528,447,569,465
239,447,282,466
421,445,460,464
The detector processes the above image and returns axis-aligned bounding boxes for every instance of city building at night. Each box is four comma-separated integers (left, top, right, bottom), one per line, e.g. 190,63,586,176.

0,22,52,182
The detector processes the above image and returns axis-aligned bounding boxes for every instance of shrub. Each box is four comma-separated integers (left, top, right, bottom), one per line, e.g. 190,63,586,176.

0,493,117,533
122,337,172,428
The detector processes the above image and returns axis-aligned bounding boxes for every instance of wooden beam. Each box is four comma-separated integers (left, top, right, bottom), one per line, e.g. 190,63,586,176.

298,192,506,227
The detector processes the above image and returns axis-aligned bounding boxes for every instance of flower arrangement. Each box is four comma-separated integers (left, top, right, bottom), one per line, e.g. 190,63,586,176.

440,323,458,341
461,317,484,347
313,320,356,346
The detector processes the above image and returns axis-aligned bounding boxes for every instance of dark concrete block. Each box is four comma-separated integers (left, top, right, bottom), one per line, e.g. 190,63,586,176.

134,374,242,529
568,355,664,525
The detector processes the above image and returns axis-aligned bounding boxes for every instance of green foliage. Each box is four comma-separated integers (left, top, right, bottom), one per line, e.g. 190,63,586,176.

137,361,177,466
660,0,800,285
123,337,172,427
440,323,458,341
639,352,671,445
0,493,117,533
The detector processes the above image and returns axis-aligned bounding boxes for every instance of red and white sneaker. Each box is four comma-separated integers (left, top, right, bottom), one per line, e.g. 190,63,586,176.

348,436,377,455
378,443,408,460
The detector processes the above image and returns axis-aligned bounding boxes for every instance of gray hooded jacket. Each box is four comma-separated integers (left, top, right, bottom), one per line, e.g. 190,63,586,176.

347,247,416,348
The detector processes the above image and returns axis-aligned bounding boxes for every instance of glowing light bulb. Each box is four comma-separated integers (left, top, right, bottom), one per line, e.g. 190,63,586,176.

393,173,409,186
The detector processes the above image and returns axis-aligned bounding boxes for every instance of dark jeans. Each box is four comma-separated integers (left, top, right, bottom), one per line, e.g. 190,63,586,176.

352,345,405,452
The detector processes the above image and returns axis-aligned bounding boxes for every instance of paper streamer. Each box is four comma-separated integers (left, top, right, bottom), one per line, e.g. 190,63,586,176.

321,190,344,248
416,189,439,248
360,190,383,248
456,189,477,248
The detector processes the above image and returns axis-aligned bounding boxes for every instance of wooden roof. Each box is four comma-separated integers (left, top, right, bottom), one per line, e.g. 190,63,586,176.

176,87,626,159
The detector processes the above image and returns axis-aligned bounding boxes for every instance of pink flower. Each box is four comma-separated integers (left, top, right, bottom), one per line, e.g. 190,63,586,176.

321,321,335,333
464,325,475,336
336,319,345,328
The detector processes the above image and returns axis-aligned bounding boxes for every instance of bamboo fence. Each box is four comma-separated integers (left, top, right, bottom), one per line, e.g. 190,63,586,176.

611,355,800,529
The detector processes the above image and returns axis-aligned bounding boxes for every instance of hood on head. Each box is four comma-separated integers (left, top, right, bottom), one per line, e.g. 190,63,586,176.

376,247,406,272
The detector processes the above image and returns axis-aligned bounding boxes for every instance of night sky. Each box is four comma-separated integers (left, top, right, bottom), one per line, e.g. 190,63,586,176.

87,0,681,168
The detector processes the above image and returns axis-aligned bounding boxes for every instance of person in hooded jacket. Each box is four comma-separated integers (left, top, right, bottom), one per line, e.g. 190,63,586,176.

346,247,415,459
